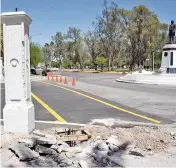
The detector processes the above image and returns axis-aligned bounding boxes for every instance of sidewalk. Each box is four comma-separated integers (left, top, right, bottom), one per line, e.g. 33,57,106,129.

30,75,46,81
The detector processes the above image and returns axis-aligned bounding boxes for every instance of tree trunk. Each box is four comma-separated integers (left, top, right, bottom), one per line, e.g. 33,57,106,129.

111,56,114,71
108,58,111,72
94,62,97,70
79,61,83,71
129,63,133,71
129,59,135,72
101,64,103,72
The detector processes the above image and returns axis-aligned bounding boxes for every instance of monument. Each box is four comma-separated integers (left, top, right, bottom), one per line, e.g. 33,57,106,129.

116,20,176,85
159,20,176,73
169,20,176,43
1,12,35,133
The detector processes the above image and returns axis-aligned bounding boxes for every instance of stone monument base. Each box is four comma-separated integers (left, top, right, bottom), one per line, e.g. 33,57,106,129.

116,72,176,85
3,102,35,133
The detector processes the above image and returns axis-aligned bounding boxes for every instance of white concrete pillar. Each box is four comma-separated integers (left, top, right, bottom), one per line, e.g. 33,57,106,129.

0,57,4,82
1,12,35,133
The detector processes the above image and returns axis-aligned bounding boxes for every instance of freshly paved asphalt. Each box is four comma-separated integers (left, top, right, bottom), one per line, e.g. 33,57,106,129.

1,72,175,127
32,82,164,124
61,72,176,96
61,72,176,122
1,81,148,123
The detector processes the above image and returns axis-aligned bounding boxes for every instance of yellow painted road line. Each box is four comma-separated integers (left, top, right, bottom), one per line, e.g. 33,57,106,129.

42,82,161,124
31,92,67,123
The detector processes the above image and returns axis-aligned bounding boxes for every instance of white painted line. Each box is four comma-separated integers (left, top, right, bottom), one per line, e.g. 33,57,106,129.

0,119,162,127
0,119,86,127
35,120,86,126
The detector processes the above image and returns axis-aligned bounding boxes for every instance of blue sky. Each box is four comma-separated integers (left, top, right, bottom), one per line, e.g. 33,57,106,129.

2,0,176,46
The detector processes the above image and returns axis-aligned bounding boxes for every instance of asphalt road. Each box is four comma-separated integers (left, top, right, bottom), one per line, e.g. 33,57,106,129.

0,81,161,123
61,72,176,96
61,72,176,122
1,72,175,127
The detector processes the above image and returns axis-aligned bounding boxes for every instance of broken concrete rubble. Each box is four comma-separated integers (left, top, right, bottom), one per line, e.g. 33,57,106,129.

9,143,39,161
106,136,122,147
37,136,57,145
35,144,57,155
108,143,120,152
1,125,176,167
33,130,45,137
96,142,109,151
79,160,89,168
18,137,37,148
128,150,144,157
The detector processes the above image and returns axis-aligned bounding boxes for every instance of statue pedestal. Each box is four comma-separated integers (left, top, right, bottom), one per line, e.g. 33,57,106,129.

160,43,176,73
2,12,35,133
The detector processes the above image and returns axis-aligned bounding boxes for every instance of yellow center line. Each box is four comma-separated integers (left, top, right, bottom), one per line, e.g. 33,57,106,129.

31,92,67,123
41,82,161,124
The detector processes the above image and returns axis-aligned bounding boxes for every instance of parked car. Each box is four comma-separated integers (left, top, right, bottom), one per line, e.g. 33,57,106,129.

42,68,60,76
42,69,52,76
30,68,36,75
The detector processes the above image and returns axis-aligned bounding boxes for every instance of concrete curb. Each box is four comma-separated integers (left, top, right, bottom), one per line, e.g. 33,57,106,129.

36,120,176,129
1,119,175,132
116,79,176,86
62,70,128,74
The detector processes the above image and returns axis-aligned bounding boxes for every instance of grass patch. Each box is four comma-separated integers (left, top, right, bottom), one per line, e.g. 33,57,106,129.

92,71,100,73
72,70,80,72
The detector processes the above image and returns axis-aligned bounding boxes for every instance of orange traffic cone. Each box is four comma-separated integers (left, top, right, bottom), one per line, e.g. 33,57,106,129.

59,76,62,83
47,74,50,81
64,77,68,84
52,75,54,81
56,76,59,82
72,77,76,86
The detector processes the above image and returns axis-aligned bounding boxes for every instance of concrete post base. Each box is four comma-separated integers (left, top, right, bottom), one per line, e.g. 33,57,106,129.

3,102,35,133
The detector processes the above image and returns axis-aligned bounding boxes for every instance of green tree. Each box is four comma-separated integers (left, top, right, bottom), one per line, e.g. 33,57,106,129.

67,27,84,70
95,0,122,71
84,30,102,70
84,59,94,67
96,56,107,72
42,43,51,70
119,5,164,71
52,32,66,68
30,43,42,68
62,59,72,69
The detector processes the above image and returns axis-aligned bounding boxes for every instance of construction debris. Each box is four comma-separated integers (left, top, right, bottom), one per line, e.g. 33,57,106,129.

1,125,176,167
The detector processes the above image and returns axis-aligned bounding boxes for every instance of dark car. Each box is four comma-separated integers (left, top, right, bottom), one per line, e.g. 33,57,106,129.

42,69,52,76
31,68,36,75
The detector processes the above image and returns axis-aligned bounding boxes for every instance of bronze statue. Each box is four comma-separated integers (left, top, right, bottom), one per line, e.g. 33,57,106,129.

169,20,176,43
